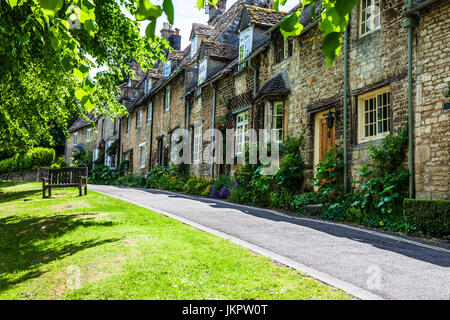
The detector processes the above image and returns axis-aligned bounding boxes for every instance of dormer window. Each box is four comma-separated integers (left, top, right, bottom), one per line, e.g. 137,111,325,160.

164,60,171,77
239,27,253,68
144,78,151,94
191,36,198,58
198,59,207,85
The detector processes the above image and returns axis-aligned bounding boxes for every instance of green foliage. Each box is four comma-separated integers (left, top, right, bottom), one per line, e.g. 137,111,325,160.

292,192,321,214
0,147,56,173
145,165,191,192
274,135,305,191
118,160,130,176
404,199,450,237
1,0,167,153
71,150,92,168
275,0,359,66
90,165,116,184
184,176,214,196
230,136,305,208
55,155,67,168
229,184,249,205
26,147,56,168
270,189,294,210
117,174,146,188
312,147,345,202
354,128,409,215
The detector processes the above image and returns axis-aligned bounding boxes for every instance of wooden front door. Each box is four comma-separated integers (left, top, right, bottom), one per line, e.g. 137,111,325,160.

319,115,335,162
314,109,336,167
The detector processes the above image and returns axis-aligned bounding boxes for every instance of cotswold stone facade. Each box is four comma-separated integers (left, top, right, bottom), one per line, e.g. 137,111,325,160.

413,0,450,200
66,0,449,200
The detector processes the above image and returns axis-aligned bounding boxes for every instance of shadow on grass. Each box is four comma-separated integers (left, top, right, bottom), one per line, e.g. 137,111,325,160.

0,213,122,292
0,189,42,203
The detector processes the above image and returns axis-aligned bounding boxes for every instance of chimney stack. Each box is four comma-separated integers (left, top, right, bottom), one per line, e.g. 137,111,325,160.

168,28,182,51
160,22,176,40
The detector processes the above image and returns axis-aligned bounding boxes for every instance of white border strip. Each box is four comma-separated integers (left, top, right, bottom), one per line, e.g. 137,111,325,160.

92,188,384,300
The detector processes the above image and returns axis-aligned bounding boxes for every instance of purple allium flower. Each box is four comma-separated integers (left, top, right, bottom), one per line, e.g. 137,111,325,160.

217,186,231,199
209,184,219,198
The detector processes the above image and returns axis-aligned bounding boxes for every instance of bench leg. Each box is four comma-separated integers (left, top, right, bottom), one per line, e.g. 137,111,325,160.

84,183,87,196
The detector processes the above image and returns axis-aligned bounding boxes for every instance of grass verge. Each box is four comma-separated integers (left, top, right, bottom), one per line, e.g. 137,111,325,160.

0,181,352,300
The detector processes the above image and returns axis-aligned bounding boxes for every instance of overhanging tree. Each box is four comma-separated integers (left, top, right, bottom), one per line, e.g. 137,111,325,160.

0,0,358,154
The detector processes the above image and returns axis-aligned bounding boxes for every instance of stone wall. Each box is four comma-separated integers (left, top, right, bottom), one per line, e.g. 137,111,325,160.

414,0,450,200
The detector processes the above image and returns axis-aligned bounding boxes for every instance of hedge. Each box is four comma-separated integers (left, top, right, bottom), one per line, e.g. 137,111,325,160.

0,148,56,174
404,198,450,237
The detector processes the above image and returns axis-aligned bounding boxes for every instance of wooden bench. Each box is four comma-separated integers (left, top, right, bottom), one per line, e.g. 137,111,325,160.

42,167,88,198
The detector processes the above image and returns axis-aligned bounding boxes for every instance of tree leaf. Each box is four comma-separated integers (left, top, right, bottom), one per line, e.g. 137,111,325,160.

38,0,64,16
136,0,163,21
163,0,174,25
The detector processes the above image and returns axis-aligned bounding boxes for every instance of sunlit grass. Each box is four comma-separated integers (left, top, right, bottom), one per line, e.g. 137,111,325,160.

0,181,352,300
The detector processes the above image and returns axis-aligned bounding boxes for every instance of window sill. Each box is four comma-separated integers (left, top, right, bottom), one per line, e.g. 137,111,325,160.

355,28,381,42
354,137,385,150
274,56,292,67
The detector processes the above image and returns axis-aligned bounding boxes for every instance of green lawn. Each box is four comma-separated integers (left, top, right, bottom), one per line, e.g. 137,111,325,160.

0,181,352,300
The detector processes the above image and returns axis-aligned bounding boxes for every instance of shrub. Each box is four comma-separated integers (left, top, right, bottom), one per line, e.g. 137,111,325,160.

353,127,409,215
292,192,321,214
311,147,344,203
210,175,234,199
90,165,116,185
183,176,214,196
321,202,347,222
117,174,146,188
26,147,55,168
118,160,130,176
55,155,67,168
229,184,249,204
275,135,305,192
404,199,450,237
270,189,294,210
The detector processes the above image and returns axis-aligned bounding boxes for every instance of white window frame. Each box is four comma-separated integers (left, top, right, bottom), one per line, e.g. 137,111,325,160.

272,102,284,143
192,124,202,164
86,128,92,142
235,111,249,155
191,36,198,58
358,86,391,144
139,142,147,169
147,103,153,122
144,78,151,94
359,0,381,37
164,60,171,77
136,110,142,129
198,58,207,85
165,86,171,113
73,132,78,145
239,27,253,68
93,148,97,160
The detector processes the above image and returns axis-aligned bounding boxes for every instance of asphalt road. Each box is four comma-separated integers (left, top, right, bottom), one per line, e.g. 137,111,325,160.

90,184,450,300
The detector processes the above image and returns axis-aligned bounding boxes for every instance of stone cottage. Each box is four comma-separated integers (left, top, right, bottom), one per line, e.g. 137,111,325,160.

66,0,449,200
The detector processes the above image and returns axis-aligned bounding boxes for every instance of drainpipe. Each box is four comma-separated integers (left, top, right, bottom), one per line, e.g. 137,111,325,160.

343,27,349,194
149,98,155,170
404,0,417,199
210,83,217,179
